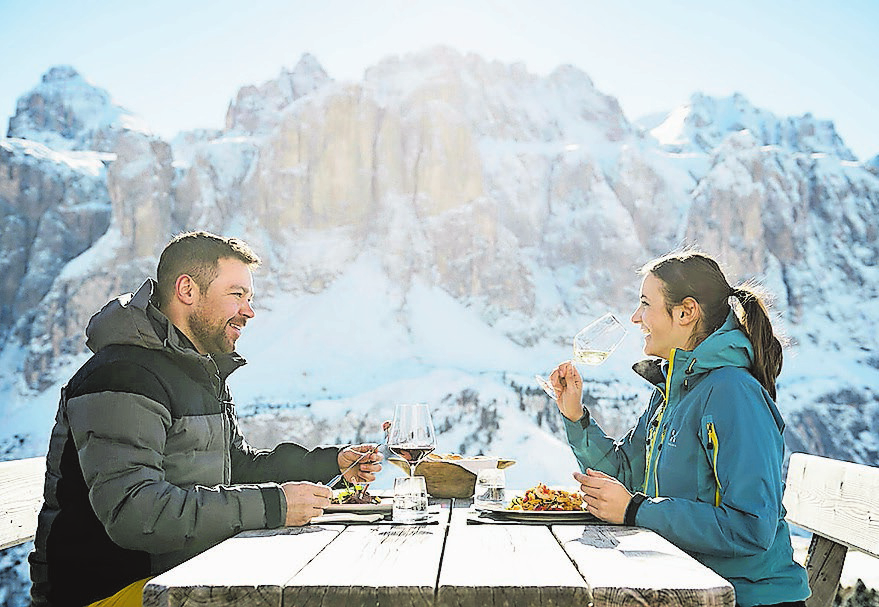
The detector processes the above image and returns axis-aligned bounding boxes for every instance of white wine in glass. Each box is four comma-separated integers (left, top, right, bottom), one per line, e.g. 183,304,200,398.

536,312,627,400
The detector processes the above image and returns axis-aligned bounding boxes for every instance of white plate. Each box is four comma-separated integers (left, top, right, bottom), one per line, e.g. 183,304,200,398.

476,504,597,522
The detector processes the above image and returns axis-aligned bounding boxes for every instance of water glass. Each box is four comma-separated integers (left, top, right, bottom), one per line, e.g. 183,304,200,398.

473,468,506,508
393,475,429,523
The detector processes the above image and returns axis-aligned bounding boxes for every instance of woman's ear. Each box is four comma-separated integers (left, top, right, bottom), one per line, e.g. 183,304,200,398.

676,296,700,326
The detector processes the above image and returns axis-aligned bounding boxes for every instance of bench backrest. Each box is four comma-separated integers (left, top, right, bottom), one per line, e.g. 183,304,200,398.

783,452,879,607
0,456,46,550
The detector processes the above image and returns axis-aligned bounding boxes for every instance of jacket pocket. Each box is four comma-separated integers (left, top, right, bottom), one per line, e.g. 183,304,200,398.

701,415,723,507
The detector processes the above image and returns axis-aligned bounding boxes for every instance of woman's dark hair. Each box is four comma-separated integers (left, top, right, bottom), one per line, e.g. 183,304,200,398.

640,249,783,399
156,231,261,308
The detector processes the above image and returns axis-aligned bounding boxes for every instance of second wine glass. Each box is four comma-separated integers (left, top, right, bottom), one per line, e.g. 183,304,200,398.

387,403,437,477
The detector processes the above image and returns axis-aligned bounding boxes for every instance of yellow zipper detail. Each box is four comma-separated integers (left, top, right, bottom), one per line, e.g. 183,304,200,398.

653,424,668,496
664,349,676,404
707,421,722,507
645,349,675,496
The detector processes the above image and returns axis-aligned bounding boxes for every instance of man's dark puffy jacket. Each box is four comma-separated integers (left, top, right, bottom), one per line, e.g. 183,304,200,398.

29,280,341,607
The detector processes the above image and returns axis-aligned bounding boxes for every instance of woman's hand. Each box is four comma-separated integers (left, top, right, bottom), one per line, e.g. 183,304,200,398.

574,468,632,524
551,361,584,422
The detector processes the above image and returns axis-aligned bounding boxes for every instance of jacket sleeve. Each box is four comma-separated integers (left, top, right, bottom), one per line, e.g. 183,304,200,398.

635,376,785,557
226,407,342,484
562,391,659,492
66,363,285,555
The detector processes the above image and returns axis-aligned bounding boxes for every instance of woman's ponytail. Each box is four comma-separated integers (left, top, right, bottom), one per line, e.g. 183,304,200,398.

730,285,783,399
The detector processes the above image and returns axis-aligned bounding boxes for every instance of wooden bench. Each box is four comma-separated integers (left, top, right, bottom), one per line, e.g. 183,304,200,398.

783,452,879,607
0,456,45,550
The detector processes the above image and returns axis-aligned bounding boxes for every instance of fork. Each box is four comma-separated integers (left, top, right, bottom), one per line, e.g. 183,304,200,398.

327,423,392,489
326,444,382,489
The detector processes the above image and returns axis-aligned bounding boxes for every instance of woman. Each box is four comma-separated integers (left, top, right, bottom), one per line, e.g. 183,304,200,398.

551,250,809,607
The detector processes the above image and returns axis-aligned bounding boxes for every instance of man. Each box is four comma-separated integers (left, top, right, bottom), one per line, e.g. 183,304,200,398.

29,231,382,607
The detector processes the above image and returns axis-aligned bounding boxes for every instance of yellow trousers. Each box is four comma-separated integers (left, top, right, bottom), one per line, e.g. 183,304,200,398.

85,577,152,607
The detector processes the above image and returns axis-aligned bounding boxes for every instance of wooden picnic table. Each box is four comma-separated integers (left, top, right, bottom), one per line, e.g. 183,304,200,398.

143,497,734,607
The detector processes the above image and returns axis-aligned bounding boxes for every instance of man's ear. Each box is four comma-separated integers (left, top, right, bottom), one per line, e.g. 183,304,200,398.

174,274,199,305
676,296,700,326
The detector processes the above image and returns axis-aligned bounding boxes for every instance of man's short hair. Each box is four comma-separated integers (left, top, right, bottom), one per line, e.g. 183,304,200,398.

156,231,261,307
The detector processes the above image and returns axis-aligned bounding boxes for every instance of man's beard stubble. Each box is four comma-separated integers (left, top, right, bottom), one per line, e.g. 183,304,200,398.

190,304,238,354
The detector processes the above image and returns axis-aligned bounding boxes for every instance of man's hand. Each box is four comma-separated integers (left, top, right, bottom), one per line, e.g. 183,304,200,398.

551,361,585,421
281,482,332,526
337,444,384,484
574,468,632,524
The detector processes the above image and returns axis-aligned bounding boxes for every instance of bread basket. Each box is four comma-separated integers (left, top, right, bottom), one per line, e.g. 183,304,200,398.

389,455,516,498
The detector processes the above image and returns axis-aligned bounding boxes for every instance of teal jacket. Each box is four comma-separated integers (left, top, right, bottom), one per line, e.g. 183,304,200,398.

564,312,809,606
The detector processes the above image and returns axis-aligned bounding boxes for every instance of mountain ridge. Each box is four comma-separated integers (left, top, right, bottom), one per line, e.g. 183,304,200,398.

1,47,877,471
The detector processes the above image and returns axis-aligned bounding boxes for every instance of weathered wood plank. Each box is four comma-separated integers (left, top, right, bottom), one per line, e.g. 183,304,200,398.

783,452,879,558
143,526,343,607
284,505,452,607
437,509,592,607
0,456,45,550
553,525,734,607
804,534,848,607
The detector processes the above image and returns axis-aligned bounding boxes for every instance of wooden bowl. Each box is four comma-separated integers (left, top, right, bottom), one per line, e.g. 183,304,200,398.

389,456,516,498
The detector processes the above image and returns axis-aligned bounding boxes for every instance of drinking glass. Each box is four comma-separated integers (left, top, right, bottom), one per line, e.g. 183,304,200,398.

387,403,437,477
393,475,429,523
536,313,627,400
473,468,506,508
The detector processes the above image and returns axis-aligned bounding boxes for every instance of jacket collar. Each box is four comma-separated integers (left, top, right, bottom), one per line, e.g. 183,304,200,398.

86,279,247,379
632,310,753,394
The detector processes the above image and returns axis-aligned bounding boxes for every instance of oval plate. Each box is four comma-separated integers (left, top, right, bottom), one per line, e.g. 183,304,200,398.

476,503,597,522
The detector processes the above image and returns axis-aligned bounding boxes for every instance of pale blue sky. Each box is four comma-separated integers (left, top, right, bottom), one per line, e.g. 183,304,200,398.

2,0,877,160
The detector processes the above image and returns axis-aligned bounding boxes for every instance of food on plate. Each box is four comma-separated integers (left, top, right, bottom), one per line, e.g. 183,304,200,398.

426,453,494,461
331,485,381,505
426,453,465,460
507,483,586,511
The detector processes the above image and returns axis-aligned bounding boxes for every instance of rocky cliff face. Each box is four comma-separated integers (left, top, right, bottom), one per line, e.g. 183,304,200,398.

0,140,112,347
1,47,877,468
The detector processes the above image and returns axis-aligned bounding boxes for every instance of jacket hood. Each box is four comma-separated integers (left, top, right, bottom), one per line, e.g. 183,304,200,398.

85,279,246,377
676,310,754,377
86,280,167,353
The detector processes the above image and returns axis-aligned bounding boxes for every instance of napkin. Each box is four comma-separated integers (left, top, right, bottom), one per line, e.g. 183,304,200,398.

448,457,499,476
311,512,384,525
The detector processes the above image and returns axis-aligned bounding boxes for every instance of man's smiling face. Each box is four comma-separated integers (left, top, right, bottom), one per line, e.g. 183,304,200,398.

188,257,255,354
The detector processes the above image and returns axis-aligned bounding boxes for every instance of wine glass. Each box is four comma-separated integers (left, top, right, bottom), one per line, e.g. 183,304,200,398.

387,403,437,477
535,312,628,399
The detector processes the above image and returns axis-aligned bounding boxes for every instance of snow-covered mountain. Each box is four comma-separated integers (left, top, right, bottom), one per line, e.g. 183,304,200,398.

642,91,856,160
2,46,878,476
6,65,151,152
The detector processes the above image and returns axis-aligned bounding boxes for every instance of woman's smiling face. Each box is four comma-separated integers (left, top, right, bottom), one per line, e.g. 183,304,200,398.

631,273,692,359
